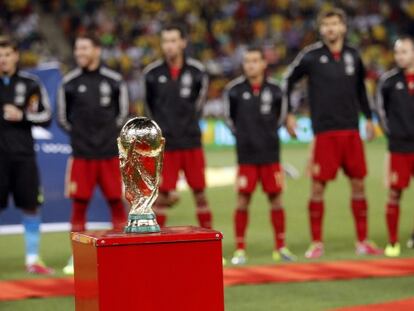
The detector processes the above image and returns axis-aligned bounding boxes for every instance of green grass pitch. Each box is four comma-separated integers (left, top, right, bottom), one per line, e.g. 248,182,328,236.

1,141,414,310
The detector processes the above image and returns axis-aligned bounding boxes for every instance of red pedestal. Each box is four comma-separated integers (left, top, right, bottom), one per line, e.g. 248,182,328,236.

72,226,224,311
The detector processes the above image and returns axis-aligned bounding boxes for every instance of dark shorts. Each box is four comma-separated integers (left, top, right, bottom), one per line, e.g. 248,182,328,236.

388,152,414,190
311,130,367,181
0,155,42,209
65,156,123,201
160,148,206,192
237,162,284,194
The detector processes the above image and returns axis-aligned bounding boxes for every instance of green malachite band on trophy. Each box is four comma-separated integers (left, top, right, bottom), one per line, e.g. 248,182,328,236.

125,225,161,233
128,214,156,221
124,214,161,233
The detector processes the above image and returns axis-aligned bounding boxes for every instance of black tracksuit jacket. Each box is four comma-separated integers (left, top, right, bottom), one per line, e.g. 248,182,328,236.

0,70,51,157
143,58,208,151
377,68,414,152
223,76,285,164
285,41,372,134
57,66,129,159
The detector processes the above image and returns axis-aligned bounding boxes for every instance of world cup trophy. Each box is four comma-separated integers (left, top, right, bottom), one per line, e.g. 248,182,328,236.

118,117,165,233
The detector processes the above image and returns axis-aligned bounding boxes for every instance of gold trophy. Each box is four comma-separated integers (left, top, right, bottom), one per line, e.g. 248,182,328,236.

118,117,165,233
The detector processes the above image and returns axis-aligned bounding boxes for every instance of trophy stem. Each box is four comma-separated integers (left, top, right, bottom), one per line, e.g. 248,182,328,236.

124,213,161,233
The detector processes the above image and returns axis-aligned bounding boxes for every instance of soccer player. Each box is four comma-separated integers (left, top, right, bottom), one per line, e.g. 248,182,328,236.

58,33,129,274
143,24,212,229
285,8,382,258
224,47,296,265
0,38,53,274
377,36,414,256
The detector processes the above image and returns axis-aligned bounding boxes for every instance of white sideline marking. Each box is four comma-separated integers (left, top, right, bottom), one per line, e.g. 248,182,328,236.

0,222,111,235
177,166,236,191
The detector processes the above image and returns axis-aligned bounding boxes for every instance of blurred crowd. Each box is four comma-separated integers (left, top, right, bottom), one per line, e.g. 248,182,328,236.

4,0,414,116
0,0,52,67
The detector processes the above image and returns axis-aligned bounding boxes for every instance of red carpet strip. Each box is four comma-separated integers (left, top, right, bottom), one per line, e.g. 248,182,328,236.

1,258,414,301
0,277,74,301
331,297,414,311
222,258,414,287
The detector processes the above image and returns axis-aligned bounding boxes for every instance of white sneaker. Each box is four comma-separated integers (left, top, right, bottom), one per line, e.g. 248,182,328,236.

231,249,247,265
63,256,74,275
407,237,414,249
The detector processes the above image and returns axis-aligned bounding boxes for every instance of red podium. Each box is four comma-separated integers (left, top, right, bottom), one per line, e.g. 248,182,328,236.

71,226,224,311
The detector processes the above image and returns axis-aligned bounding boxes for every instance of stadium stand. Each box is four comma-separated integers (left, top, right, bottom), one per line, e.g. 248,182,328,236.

34,1,414,116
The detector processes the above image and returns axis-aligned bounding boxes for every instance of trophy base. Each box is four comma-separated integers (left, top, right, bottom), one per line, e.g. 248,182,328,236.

125,225,161,233
124,213,161,234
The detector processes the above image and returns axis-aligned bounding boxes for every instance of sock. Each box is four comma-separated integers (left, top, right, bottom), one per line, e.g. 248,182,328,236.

108,199,127,230
309,200,324,243
196,202,212,229
22,213,41,265
235,209,248,250
351,199,368,242
271,208,286,250
154,203,167,227
386,203,400,245
71,199,89,232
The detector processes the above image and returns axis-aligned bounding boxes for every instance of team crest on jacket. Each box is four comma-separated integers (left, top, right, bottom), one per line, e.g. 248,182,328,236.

344,52,355,75
14,82,26,106
181,71,192,86
180,71,193,98
319,55,329,63
78,84,87,93
395,81,404,90
158,75,167,83
100,81,112,106
260,88,272,114
28,94,40,112
242,92,251,100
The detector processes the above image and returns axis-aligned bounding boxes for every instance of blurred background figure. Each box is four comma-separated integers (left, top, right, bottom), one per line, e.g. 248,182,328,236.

57,33,129,275
224,47,296,265
376,35,414,257
143,24,213,229
0,37,53,274
284,8,382,259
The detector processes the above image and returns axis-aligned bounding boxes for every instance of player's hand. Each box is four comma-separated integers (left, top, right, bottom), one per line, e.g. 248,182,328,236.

3,104,23,122
365,119,375,141
286,113,297,138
